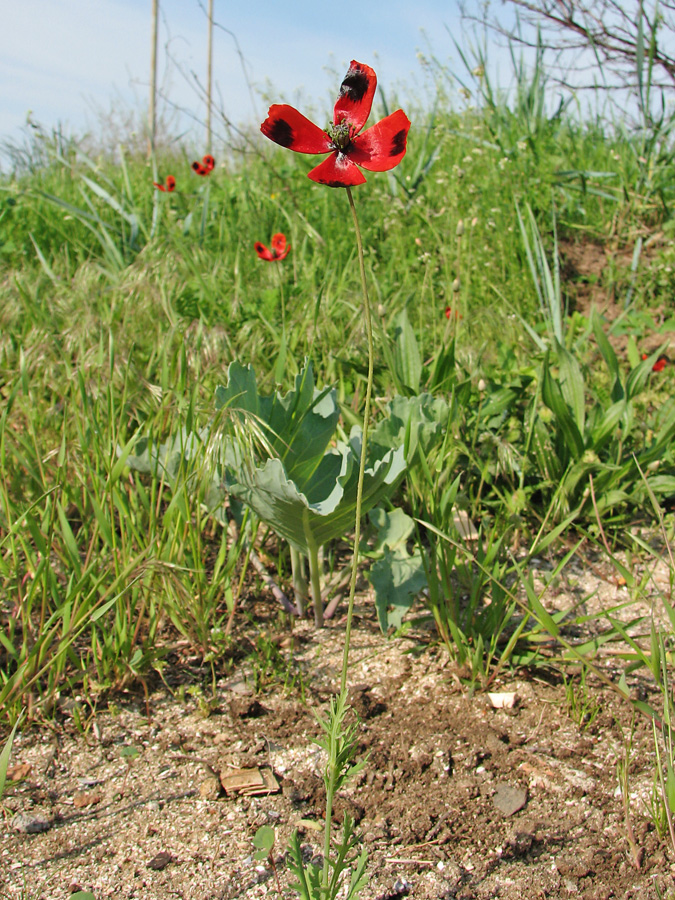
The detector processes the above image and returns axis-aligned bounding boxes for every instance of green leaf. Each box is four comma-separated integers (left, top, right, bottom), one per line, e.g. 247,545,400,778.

0,712,24,800
227,434,405,556
589,399,628,451
119,746,140,760
215,359,339,486
393,308,422,393
370,548,426,633
541,351,585,459
555,340,585,433
368,508,427,632
591,311,623,401
371,393,449,464
368,507,416,555
252,824,275,860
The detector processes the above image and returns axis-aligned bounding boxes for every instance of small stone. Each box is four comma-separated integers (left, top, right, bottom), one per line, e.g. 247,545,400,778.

199,776,221,800
12,812,52,834
147,851,173,870
556,854,592,878
492,783,527,817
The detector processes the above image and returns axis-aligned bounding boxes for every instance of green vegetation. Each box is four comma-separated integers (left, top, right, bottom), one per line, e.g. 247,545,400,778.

1,59,674,726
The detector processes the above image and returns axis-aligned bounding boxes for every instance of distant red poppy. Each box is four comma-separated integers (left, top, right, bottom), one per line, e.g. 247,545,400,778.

255,233,291,261
260,60,410,187
642,352,670,372
444,306,461,320
192,154,215,176
153,175,176,192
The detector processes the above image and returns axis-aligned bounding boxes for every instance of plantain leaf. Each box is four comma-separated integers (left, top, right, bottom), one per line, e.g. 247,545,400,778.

393,308,422,394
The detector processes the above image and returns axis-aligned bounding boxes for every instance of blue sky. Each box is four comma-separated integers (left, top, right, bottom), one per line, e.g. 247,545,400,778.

1,0,486,151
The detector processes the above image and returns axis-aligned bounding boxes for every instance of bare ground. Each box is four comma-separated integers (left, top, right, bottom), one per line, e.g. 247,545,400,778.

2,569,674,900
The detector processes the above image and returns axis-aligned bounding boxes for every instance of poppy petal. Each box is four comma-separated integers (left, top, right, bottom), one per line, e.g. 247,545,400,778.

192,161,207,175
153,182,166,191
261,105,333,154
166,176,176,191
308,151,366,187
348,110,411,171
271,233,287,254
333,60,376,133
254,242,274,261
203,155,215,171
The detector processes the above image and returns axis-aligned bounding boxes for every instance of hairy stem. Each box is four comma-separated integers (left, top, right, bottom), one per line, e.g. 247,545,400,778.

340,185,375,695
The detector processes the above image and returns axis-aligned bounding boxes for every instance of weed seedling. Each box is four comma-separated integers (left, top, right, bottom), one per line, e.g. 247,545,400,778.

252,825,282,895
563,668,601,731
118,745,140,799
616,717,643,869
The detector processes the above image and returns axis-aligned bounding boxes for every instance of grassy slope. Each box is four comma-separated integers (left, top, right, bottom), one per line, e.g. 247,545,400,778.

0,93,674,716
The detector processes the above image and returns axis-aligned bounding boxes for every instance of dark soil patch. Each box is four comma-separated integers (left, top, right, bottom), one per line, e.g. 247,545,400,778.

559,236,675,357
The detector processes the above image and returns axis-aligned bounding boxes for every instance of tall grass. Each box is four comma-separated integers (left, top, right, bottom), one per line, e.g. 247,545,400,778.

1,52,674,723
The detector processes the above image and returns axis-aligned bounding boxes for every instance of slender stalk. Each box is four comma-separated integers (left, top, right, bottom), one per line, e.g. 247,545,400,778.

274,261,287,340
290,546,307,616
148,0,159,156
322,696,341,888
206,0,214,153
340,186,374,695
320,186,374,893
305,519,324,628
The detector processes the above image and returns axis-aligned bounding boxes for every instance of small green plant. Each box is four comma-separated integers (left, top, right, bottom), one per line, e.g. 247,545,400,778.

287,694,368,900
118,745,140,798
252,825,282,894
248,633,305,698
186,684,219,718
563,668,601,730
616,717,643,869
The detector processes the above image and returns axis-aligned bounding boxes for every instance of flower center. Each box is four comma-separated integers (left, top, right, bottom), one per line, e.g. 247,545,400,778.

327,121,353,151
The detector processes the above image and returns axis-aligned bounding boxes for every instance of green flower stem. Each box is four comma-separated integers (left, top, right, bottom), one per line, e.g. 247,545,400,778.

321,186,374,893
304,510,324,627
341,185,374,694
273,261,287,340
290,546,307,616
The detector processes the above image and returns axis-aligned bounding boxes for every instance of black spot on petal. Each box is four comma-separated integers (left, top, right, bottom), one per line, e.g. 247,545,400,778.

390,129,407,156
339,66,369,103
267,119,294,148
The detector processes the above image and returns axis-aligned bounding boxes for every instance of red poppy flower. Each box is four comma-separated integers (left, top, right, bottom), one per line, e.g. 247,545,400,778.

153,175,176,192
642,352,670,372
255,233,291,261
444,306,461,320
260,60,411,187
192,154,215,176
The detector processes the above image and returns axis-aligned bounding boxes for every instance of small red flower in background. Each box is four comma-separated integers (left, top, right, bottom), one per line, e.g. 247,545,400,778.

153,175,176,192
260,60,410,187
642,352,670,372
255,233,291,261
444,306,462,320
192,154,216,176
